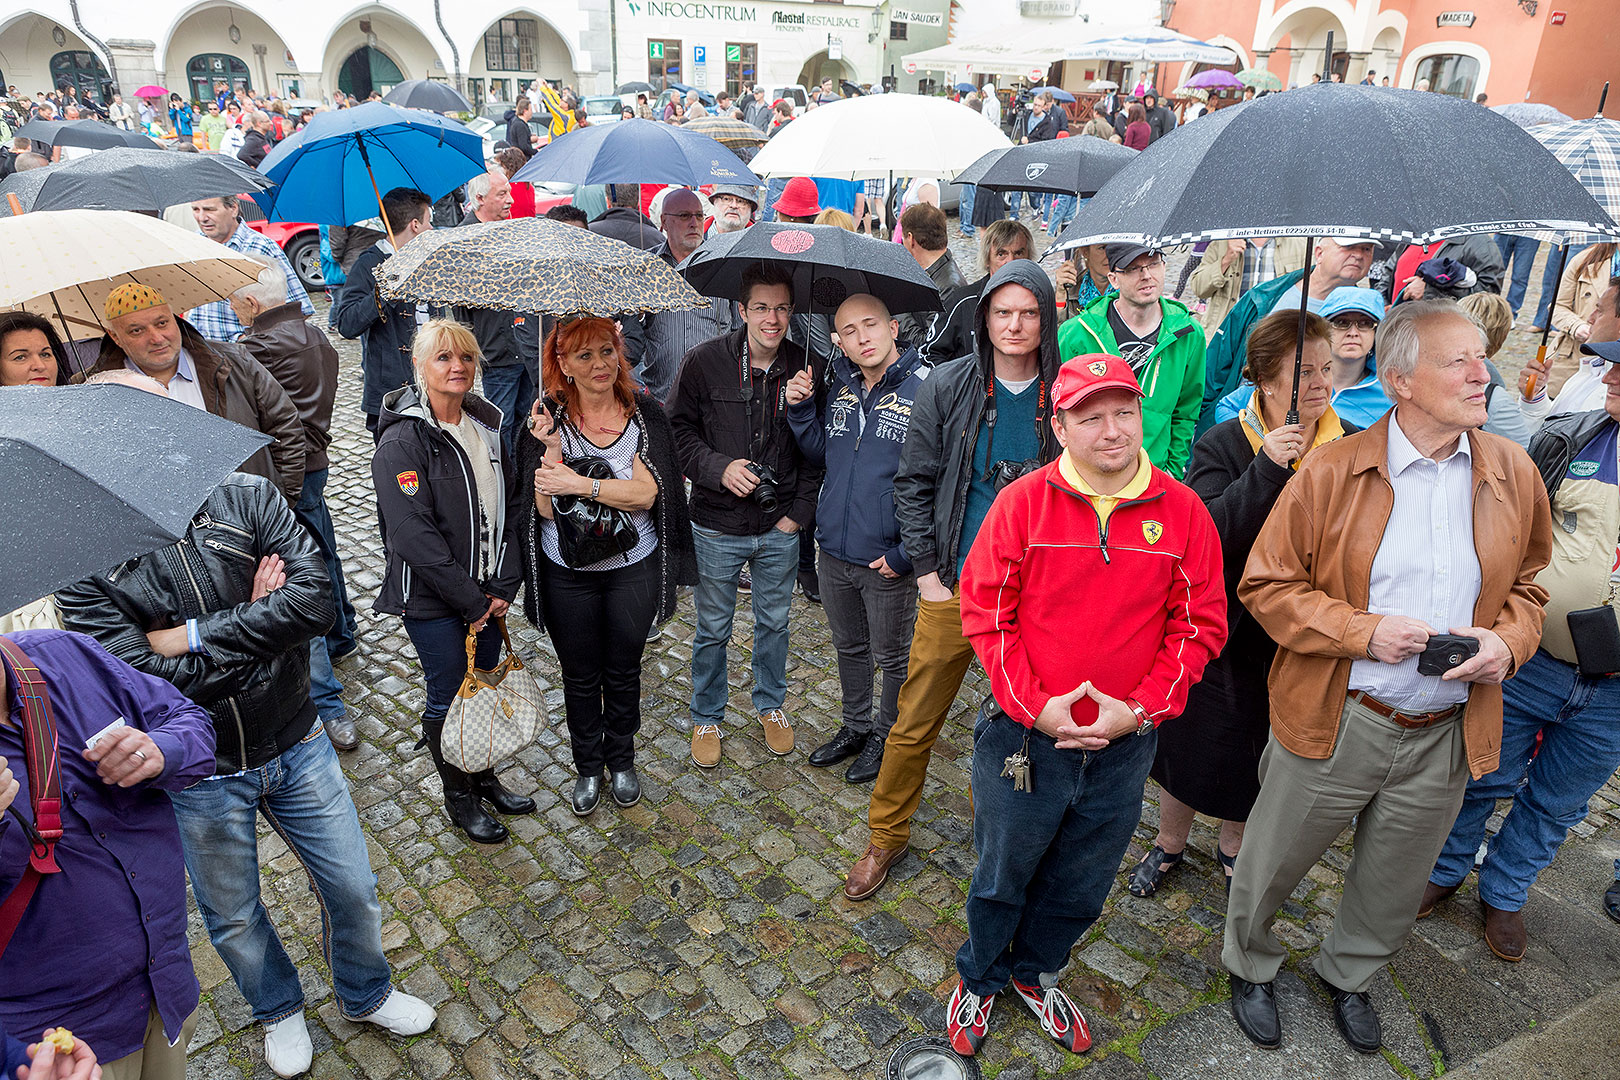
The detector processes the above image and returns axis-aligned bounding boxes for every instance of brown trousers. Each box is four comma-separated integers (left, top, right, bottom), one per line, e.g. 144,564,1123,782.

99,1006,198,1080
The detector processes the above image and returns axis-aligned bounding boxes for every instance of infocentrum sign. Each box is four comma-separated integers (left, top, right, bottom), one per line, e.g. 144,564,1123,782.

624,0,863,27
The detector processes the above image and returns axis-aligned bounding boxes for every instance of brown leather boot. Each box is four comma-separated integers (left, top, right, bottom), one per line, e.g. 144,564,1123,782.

1418,880,1460,918
1483,902,1526,961
844,842,907,901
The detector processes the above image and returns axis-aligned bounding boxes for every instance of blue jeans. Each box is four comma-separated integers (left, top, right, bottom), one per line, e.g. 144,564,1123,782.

1495,234,1540,315
403,616,504,727
294,468,356,658
959,184,977,236
1536,244,1586,328
1431,649,1620,911
1006,190,1024,216
957,710,1157,994
763,177,788,222
170,721,392,1023
1047,194,1077,236
309,637,344,722
689,523,798,724
479,364,537,456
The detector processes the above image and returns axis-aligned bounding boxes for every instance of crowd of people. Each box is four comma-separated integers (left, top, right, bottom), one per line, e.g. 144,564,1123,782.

2,68,1620,1080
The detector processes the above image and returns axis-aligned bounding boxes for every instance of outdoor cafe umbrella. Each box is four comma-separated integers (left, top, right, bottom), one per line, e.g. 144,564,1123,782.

1065,27,1236,65
0,384,270,615
0,147,271,216
678,223,942,316
383,79,474,115
509,118,761,188
16,118,158,151
376,216,710,317
747,95,1011,181
682,115,768,151
953,137,1136,197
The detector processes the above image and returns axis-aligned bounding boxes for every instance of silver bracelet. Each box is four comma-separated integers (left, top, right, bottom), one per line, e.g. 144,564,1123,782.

591,479,601,499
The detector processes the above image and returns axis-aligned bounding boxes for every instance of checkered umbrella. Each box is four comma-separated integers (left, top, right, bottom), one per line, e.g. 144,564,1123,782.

1529,115,1620,245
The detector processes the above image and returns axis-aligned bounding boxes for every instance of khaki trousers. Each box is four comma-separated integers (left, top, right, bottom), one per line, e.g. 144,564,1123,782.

99,1006,198,1080
867,591,978,850
1223,695,1469,993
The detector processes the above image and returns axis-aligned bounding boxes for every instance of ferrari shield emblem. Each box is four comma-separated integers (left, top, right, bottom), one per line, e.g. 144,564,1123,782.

1025,162,1049,181
1088,360,1109,376
1142,520,1163,545
397,470,420,496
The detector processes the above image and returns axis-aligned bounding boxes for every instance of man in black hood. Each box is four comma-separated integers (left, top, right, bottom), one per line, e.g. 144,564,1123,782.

843,258,1064,902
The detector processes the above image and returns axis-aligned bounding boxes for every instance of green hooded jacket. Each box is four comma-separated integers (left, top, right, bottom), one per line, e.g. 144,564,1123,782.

1058,292,1206,478
1196,268,1304,439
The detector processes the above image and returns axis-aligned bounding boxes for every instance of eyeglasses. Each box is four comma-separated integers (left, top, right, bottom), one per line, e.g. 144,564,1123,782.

746,304,793,317
1115,258,1164,276
664,212,703,222
1329,317,1378,331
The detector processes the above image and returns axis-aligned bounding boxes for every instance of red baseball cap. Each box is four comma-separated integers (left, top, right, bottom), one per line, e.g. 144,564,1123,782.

774,176,822,218
1052,354,1143,410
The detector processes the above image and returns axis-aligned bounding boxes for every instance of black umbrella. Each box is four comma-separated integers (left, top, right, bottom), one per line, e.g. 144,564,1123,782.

954,138,1138,196
677,223,942,315
0,384,270,613
617,82,656,96
16,118,158,151
384,78,474,115
840,80,865,98
0,147,271,216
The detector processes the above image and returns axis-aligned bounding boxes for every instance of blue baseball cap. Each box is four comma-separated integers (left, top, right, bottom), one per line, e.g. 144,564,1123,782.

1580,340,1620,364
1320,286,1385,323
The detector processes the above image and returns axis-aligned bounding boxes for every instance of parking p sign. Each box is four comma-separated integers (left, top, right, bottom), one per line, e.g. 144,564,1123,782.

693,45,706,63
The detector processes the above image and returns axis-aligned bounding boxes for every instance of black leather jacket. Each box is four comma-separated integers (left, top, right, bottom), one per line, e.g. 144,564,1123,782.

57,473,335,776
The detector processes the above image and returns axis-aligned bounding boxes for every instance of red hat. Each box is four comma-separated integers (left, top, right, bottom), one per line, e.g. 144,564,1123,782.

1053,354,1143,411
774,176,822,218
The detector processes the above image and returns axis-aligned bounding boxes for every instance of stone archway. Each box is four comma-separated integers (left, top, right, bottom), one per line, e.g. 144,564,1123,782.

0,13,100,103
338,45,405,98
466,10,575,112
320,7,446,102
797,51,853,93
161,3,299,102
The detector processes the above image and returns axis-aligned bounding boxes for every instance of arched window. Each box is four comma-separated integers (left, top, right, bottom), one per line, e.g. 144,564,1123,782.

49,50,110,106
187,53,252,104
1413,54,1479,99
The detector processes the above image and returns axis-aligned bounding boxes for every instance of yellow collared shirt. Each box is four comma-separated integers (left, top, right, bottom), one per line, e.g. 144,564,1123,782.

1057,448,1154,529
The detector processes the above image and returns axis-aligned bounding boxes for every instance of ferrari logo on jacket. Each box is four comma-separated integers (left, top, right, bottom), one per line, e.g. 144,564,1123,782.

396,470,419,496
1142,520,1164,545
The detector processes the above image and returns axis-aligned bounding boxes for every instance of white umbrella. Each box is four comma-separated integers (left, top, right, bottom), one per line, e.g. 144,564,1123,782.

0,209,265,338
1065,27,1237,64
1089,79,1120,92
747,95,1012,181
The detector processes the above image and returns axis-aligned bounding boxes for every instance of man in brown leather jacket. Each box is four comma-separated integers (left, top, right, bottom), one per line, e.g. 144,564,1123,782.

1223,299,1552,1056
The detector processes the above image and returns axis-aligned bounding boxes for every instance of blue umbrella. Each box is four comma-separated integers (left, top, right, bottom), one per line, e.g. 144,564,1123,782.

666,82,716,107
248,101,485,238
954,82,975,94
510,118,760,188
1027,86,1077,104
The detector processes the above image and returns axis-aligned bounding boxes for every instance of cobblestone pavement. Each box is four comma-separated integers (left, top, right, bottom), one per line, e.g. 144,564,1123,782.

183,267,1620,1079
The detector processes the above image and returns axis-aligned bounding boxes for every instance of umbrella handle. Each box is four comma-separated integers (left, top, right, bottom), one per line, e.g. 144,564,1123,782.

4,192,21,216
1287,235,1316,426
1526,243,1571,398
356,138,400,250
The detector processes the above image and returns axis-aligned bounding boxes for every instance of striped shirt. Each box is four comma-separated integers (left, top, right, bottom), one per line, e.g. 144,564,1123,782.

187,222,314,341
540,416,659,571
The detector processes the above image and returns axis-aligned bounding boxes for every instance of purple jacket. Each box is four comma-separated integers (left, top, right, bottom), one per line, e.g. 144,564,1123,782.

0,630,217,1061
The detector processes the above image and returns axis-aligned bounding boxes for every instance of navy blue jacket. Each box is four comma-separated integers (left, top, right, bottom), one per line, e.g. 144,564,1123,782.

3,1021,26,1080
787,346,928,574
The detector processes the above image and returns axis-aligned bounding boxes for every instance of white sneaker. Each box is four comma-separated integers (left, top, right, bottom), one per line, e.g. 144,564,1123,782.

362,989,436,1036
264,1013,313,1078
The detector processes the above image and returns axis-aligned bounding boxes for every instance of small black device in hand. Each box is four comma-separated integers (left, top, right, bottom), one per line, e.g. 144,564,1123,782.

745,461,780,516
1417,634,1480,676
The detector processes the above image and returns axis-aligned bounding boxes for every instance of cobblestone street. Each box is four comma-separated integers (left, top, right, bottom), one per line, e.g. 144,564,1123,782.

181,260,1620,1079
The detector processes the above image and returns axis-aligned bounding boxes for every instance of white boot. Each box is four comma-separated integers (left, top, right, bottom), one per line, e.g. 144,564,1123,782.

363,989,436,1036
264,1012,313,1078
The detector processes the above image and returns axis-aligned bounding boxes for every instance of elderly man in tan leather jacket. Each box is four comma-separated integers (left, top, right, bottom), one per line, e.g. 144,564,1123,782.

1221,298,1552,1056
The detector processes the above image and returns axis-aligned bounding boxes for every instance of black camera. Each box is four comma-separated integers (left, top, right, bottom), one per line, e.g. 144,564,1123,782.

1416,634,1480,676
988,458,1041,493
746,461,780,516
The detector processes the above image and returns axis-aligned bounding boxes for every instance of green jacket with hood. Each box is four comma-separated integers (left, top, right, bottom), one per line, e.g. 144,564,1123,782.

1058,291,1206,479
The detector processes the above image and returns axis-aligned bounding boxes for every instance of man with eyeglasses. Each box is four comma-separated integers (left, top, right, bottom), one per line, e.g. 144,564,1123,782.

1059,245,1206,479
639,188,736,403
670,262,821,771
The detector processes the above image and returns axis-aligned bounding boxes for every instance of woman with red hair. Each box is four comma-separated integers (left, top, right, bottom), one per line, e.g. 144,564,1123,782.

517,316,696,815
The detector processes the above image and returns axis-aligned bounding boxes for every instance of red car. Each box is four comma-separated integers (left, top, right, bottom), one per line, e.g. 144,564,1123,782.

243,215,325,292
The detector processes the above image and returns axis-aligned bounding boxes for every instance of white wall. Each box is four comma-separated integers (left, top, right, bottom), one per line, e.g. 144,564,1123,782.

0,10,99,99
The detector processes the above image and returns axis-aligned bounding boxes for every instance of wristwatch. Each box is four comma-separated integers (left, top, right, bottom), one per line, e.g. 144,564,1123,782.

591,479,602,499
1127,698,1153,736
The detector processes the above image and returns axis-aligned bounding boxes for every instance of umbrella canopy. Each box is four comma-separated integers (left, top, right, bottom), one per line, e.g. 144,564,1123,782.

1028,86,1077,103
133,85,168,99
617,82,655,95
248,101,485,226
16,119,158,151
384,78,474,115
747,95,1012,181
1236,68,1282,91
953,138,1137,196
1184,69,1244,91
0,209,266,339
955,82,977,93
510,118,760,188
1530,115,1620,244
1172,87,1210,102
0,148,270,216
1089,79,1119,91
678,223,941,315
1066,27,1236,64
840,81,866,98
0,384,271,614
1054,83,1620,251
376,216,711,317
1493,102,1574,130
682,115,768,150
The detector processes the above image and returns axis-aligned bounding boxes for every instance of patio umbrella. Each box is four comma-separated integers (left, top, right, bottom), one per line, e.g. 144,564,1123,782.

1184,70,1244,91
376,216,710,317
1236,68,1282,91
678,223,941,315
1065,27,1236,64
16,119,158,151
510,118,760,188
1028,86,1077,103
248,101,485,245
0,384,270,615
1493,102,1575,130
682,115,768,150
747,95,1011,181
953,138,1136,196
384,79,474,115
0,147,270,216
0,209,265,339
132,85,168,100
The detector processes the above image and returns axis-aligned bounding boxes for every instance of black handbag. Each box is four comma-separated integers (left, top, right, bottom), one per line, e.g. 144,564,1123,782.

550,414,640,568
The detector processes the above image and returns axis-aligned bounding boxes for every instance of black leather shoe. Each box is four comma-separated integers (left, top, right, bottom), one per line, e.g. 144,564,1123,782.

1605,881,1620,924
808,727,866,768
472,771,536,815
1324,980,1382,1053
572,775,602,817
1229,974,1281,1049
444,790,508,844
845,738,884,783
324,716,359,751
609,767,641,807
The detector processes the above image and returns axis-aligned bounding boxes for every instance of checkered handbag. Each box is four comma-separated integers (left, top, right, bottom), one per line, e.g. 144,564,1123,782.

442,617,547,773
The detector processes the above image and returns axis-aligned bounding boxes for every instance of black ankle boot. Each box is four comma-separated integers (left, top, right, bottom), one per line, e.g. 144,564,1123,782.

471,770,536,815
424,725,507,844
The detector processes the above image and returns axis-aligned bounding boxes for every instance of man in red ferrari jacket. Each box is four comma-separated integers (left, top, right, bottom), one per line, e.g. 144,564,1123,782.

945,354,1228,1058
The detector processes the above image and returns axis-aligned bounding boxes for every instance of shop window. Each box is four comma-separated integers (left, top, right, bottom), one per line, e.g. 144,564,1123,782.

724,43,757,99
50,50,111,106
484,18,538,72
1413,53,1479,99
649,40,682,88
889,21,907,40
186,53,251,105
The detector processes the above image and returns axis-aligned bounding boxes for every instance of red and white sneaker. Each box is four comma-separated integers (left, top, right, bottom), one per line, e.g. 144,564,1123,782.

946,980,995,1056
1012,979,1092,1053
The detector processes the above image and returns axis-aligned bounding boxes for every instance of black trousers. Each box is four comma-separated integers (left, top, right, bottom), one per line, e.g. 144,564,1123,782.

540,551,660,775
